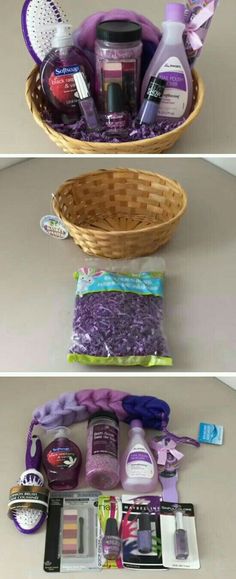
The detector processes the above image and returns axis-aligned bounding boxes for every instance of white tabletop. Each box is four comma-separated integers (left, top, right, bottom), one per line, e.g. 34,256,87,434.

0,0,234,154
1,376,235,579
0,157,236,372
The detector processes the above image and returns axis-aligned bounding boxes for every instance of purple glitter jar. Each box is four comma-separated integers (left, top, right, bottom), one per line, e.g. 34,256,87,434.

85,411,120,490
95,20,142,114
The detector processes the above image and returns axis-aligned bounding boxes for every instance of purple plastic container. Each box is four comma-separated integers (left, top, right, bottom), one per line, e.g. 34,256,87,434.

141,3,193,123
43,428,82,490
95,20,142,114
40,24,94,119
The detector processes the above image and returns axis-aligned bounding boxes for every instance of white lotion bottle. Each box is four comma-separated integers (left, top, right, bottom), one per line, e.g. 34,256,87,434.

141,2,193,123
120,420,158,492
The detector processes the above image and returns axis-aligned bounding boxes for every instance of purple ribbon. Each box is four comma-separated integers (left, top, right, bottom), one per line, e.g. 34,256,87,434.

153,439,184,466
186,1,215,50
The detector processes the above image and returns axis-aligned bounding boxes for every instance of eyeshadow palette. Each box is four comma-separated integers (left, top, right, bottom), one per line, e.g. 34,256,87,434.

44,491,100,572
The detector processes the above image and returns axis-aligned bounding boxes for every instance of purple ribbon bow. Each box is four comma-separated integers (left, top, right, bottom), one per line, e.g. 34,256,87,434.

186,1,215,50
155,439,184,466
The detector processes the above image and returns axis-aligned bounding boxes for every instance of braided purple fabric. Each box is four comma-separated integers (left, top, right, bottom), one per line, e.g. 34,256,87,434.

75,389,128,417
27,390,171,458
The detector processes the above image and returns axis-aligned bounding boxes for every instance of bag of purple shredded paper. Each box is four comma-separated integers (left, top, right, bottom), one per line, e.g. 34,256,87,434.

68,257,172,367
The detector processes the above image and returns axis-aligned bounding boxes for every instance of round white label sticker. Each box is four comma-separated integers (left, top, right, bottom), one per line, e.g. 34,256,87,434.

40,215,69,240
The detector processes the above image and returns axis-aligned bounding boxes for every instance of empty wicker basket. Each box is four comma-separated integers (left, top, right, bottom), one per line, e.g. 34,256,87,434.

26,68,204,154
52,168,187,258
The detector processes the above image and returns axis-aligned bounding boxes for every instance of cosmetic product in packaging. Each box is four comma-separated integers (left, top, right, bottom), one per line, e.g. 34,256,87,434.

198,422,224,445
160,502,200,569
44,491,100,572
103,518,122,561
122,495,164,569
120,420,158,492
137,77,166,125
141,3,193,123
85,411,120,490
95,20,142,114
174,509,189,560
42,427,82,490
137,513,152,554
185,1,220,66
103,83,130,135
40,23,94,119
74,71,100,130
97,496,122,568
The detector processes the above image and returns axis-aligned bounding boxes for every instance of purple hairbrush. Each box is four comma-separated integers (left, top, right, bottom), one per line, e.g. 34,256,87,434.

8,435,49,534
21,0,68,64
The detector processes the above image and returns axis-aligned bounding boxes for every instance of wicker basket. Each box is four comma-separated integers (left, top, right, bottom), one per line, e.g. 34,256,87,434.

26,67,204,154
52,168,187,258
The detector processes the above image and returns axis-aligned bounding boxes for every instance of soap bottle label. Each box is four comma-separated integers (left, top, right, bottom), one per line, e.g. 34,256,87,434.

47,447,78,469
49,64,82,107
126,444,154,478
157,57,188,118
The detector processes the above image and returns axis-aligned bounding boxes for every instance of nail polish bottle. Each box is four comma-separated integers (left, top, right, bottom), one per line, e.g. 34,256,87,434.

137,513,152,554
137,77,166,126
74,71,100,131
104,83,130,136
102,518,121,561
174,510,189,560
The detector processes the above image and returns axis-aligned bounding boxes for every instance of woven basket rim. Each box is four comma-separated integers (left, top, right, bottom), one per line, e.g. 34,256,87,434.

52,168,188,235
26,68,204,151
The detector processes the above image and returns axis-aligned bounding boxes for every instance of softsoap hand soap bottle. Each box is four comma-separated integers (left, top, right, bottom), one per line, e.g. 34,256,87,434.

40,23,94,121
120,420,158,492
42,427,82,490
141,3,193,123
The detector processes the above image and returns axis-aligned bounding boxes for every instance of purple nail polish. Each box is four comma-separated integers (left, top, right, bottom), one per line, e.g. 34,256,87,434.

74,71,100,131
137,77,166,126
102,518,121,561
137,513,152,554
174,510,189,560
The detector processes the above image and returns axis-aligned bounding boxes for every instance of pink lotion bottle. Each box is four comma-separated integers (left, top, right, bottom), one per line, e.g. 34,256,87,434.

120,420,158,493
42,427,82,490
141,3,193,123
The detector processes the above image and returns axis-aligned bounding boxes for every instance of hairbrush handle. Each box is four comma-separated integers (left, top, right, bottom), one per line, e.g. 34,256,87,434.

25,435,42,471
159,472,179,503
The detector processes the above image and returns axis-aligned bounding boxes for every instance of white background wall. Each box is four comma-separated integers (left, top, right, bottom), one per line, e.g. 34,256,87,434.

1,158,236,175
218,378,236,390
206,158,236,177
0,159,25,170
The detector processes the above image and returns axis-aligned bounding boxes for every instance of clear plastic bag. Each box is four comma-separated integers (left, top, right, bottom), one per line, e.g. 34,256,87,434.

68,257,172,367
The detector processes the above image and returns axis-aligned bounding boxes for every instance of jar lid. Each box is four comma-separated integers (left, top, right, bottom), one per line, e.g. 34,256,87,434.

96,20,142,43
88,410,119,425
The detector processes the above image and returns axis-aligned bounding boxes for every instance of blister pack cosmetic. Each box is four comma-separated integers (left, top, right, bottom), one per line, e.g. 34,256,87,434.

97,496,123,569
122,495,164,570
68,257,172,367
44,491,100,572
160,502,200,570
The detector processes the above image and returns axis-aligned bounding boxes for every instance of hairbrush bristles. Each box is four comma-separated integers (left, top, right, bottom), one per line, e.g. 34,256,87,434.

21,0,69,64
8,469,49,534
